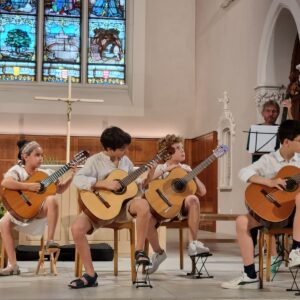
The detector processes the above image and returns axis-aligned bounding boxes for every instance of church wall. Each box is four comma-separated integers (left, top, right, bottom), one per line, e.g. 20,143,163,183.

0,0,197,139
195,0,300,234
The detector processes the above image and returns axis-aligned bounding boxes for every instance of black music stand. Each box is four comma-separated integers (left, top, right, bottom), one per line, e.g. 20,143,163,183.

246,125,279,160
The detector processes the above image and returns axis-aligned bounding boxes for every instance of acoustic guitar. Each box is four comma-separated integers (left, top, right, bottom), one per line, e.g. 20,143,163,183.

245,165,300,228
1,150,89,223
79,148,169,222
145,144,229,219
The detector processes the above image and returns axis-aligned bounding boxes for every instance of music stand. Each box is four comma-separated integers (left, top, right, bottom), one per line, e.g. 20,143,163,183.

247,125,279,154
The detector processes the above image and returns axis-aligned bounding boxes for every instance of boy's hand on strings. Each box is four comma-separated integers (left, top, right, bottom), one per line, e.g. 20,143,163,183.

27,182,42,192
268,178,286,191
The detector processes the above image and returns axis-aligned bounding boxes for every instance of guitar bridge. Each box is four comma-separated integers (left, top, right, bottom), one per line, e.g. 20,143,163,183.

261,189,281,208
155,189,172,208
17,191,32,206
95,191,111,208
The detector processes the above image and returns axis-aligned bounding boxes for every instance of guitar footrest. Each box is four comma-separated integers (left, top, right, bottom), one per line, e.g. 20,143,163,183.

133,262,153,288
187,252,214,279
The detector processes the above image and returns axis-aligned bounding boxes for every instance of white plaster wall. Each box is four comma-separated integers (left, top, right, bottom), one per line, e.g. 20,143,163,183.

0,0,196,138
195,0,300,234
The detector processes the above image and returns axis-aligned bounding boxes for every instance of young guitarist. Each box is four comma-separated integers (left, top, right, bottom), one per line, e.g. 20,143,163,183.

222,120,300,289
0,140,76,276
144,134,209,274
69,126,160,289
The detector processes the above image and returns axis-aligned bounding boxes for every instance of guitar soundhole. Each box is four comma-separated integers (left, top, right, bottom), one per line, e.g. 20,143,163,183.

284,177,298,192
171,179,187,193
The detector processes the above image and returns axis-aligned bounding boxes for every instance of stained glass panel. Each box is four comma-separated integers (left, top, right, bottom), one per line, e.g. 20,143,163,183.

0,12,36,81
44,0,80,17
0,0,37,14
89,0,125,19
88,0,126,85
43,0,81,83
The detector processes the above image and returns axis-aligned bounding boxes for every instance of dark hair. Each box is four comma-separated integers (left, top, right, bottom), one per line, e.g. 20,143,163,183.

17,139,30,160
100,126,131,150
278,120,300,144
262,100,280,113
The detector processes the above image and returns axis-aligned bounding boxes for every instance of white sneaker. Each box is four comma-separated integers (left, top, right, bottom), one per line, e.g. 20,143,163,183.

147,250,167,274
289,249,300,268
187,240,209,256
221,272,259,289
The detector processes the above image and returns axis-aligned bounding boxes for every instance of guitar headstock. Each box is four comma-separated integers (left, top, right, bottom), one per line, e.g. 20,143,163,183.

72,150,90,165
213,144,229,158
155,147,171,162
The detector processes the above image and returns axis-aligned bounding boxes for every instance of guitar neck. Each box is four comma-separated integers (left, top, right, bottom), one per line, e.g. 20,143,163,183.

183,153,217,182
41,163,72,188
120,165,148,187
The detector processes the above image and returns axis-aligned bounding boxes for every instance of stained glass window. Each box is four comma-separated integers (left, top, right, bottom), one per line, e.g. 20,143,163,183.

88,0,126,85
0,1,127,85
43,0,81,83
0,0,37,81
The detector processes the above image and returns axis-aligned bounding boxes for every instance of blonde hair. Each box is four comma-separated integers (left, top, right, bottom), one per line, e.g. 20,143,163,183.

158,134,183,161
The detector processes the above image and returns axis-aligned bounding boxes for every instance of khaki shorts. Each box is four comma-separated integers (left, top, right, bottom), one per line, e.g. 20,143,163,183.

83,199,135,234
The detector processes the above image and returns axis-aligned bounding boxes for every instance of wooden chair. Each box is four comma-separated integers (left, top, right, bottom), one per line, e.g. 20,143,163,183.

258,227,292,288
147,213,238,270
74,220,137,283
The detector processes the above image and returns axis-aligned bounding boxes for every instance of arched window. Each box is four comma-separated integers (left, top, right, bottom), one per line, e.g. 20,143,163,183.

0,0,38,82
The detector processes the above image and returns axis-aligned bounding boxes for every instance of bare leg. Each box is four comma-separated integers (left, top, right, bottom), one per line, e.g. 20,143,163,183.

184,195,200,242
0,214,17,266
38,196,59,241
71,214,96,277
146,215,163,253
236,214,261,266
129,197,152,250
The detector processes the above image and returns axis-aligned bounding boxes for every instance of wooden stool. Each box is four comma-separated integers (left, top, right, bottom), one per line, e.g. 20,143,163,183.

74,221,137,283
0,240,8,269
36,237,60,275
258,227,292,288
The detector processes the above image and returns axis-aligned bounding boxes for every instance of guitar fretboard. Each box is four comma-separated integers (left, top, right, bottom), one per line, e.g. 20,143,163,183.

183,153,217,183
41,163,73,188
120,165,149,187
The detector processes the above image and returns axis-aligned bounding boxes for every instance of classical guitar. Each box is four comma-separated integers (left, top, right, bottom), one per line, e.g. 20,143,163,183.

1,150,89,223
145,144,229,219
245,165,300,228
79,148,169,222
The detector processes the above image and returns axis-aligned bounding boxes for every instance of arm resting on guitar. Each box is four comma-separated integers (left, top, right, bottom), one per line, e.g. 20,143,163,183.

248,175,286,191
1,177,41,192
93,179,122,192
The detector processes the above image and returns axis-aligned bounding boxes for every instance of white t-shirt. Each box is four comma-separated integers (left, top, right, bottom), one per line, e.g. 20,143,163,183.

2,164,54,236
154,162,192,179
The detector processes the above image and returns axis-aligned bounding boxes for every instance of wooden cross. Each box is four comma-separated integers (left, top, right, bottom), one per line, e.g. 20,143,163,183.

34,75,104,162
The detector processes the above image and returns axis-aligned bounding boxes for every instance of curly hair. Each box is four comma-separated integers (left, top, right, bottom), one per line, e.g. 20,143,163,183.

158,134,183,161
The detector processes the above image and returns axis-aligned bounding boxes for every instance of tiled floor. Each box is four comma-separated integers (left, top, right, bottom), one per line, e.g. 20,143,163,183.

1,234,300,300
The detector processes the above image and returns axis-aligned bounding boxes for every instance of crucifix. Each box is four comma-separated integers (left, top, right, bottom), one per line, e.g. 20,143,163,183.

34,75,104,162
